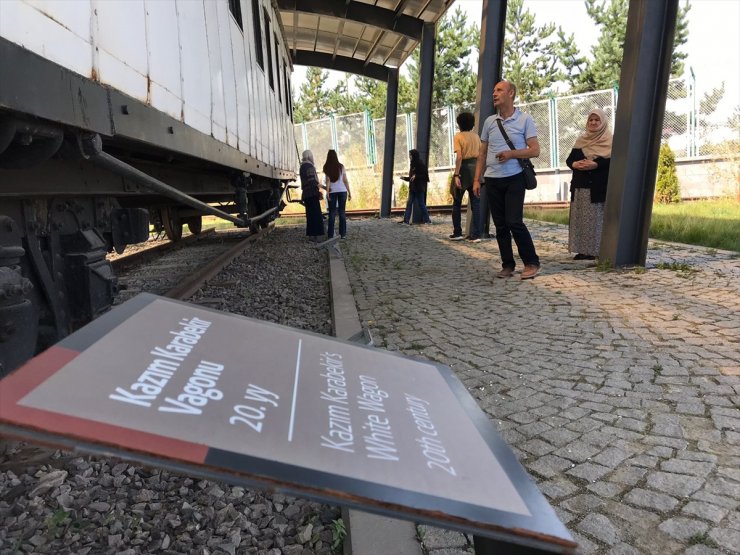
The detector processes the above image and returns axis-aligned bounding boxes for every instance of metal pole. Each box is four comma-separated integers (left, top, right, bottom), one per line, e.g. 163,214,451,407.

380,68,399,218
329,113,338,151
689,67,699,156
80,134,248,227
475,0,507,238
600,0,680,267
414,22,436,224
448,105,456,168
406,113,414,152
301,122,309,152
549,95,558,168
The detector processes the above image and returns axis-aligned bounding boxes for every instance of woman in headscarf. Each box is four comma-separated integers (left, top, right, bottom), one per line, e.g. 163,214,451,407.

299,150,324,242
400,149,432,225
566,108,613,260
322,149,352,239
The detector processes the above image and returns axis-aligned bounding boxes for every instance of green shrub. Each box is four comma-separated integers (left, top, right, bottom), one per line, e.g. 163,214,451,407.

655,143,680,203
397,181,409,206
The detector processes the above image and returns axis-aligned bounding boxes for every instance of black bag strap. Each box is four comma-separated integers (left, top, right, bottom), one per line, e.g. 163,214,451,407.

495,118,516,151
495,117,530,170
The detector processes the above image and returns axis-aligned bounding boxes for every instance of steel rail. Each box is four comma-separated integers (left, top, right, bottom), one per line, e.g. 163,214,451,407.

165,223,274,300
110,228,216,273
279,201,571,218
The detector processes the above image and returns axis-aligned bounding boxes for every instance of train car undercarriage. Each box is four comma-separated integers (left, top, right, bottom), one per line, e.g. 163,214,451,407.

0,114,289,375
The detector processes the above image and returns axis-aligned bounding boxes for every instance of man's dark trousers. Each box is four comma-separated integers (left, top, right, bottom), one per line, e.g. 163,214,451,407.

484,173,539,270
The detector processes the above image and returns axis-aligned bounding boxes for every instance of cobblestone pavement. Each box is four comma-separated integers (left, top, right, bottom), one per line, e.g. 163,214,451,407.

340,218,739,555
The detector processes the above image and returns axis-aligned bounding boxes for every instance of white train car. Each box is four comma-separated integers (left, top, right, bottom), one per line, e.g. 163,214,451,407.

0,0,297,372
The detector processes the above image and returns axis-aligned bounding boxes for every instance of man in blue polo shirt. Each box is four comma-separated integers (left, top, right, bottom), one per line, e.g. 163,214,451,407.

473,80,541,279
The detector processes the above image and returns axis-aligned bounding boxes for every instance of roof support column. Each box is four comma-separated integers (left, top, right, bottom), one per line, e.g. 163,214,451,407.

413,22,436,223
380,68,399,218
475,0,507,131
475,0,507,237
600,0,679,266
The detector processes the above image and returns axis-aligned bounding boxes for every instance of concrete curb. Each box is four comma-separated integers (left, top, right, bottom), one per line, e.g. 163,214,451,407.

327,245,422,555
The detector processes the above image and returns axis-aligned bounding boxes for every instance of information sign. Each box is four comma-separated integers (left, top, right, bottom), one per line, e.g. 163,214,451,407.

0,294,575,553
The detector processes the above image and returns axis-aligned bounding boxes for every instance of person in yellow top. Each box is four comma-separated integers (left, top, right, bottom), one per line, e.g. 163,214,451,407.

450,112,482,242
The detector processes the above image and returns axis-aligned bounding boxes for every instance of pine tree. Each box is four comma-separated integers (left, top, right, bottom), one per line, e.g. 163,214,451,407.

292,67,331,122
503,0,585,101
573,0,691,93
655,143,680,203
403,7,479,110
432,7,478,108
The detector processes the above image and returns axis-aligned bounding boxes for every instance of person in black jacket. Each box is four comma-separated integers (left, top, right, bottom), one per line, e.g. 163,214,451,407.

299,150,325,242
566,108,612,260
400,149,432,225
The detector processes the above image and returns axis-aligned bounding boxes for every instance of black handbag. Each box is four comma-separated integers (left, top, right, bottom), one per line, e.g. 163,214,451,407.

496,119,537,190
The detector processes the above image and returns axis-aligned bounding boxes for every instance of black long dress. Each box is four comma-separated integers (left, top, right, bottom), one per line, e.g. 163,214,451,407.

300,161,325,237
566,148,611,256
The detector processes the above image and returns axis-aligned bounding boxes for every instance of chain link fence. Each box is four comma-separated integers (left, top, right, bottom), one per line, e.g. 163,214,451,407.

293,77,736,205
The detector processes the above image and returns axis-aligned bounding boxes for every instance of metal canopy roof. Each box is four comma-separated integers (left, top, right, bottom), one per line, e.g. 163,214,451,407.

276,0,454,81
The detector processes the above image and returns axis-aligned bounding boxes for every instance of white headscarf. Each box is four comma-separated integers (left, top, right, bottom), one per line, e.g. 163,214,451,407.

574,108,613,160
301,150,315,165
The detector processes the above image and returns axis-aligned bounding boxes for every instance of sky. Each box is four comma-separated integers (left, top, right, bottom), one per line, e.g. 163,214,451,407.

292,0,740,118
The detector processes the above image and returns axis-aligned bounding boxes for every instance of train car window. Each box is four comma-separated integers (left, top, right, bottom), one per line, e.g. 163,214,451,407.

275,36,282,103
228,0,243,30
251,0,264,69
263,9,275,90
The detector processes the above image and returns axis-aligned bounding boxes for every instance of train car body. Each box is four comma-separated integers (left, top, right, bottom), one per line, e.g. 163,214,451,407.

0,0,297,373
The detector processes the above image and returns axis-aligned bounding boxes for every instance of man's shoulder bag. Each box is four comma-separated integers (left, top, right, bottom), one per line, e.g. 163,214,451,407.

495,118,537,190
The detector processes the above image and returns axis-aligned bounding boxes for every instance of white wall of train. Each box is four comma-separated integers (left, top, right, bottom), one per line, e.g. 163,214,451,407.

0,0,296,173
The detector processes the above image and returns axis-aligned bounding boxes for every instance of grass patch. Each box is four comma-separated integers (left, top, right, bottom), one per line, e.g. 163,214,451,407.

524,198,740,252
655,262,695,272
595,258,613,272
687,532,718,547
523,206,570,225
330,518,347,552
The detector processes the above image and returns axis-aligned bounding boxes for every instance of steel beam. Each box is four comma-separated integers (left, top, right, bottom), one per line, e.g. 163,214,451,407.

475,0,507,237
380,69,399,218
600,0,679,266
276,0,423,41
475,0,507,132
292,50,389,82
413,22,436,223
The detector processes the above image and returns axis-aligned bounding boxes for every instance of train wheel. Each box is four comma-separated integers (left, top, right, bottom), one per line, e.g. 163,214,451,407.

161,207,183,241
185,216,202,235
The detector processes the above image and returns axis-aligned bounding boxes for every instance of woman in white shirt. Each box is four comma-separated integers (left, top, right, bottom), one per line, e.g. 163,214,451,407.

322,150,352,239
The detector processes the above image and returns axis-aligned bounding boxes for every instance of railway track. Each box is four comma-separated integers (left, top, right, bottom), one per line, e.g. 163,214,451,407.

113,226,272,305
109,228,216,273
1,225,339,554
280,200,570,219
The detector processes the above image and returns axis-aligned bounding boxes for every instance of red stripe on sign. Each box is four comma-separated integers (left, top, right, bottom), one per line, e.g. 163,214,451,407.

0,346,80,410
0,346,208,465
3,403,209,464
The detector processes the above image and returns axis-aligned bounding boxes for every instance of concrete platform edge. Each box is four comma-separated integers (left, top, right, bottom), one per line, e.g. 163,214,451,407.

328,248,423,555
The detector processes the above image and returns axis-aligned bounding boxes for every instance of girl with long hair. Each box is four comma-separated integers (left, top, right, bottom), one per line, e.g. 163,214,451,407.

322,149,352,239
400,149,431,225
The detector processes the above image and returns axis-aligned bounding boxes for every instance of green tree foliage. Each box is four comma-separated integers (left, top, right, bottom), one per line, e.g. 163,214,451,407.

432,7,479,108
296,6,480,120
655,143,681,203
326,77,363,115
401,7,479,111
574,0,691,93
503,0,585,101
293,67,331,122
